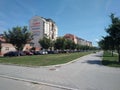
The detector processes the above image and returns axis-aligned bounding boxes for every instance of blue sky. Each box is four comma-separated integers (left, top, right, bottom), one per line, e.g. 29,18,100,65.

0,0,120,46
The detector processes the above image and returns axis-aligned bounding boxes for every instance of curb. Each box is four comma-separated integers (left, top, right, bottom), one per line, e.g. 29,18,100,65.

0,74,78,90
43,53,93,68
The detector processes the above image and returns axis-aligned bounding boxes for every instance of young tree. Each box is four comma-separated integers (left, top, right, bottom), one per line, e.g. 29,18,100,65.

54,37,66,50
76,44,80,51
99,14,120,62
106,14,120,62
39,37,51,50
4,26,32,51
71,41,76,50
105,36,114,56
98,39,107,50
65,39,73,50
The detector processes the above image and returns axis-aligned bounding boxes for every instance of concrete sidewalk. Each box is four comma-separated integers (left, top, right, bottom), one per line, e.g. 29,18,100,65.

0,51,120,90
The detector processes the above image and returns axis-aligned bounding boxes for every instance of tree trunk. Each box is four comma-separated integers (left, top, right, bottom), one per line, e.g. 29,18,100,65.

117,49,120,63
119,53,120,63
111,50,113,56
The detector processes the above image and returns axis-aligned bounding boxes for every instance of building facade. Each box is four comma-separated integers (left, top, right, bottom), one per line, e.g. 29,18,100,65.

0,34,33,56
29,16,58,49
0,34,16,56
64,34,77,44
64,34,92,47
77,37,92,47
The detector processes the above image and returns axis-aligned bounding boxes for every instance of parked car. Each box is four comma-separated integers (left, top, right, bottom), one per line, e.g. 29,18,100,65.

47,50,59,54
31,51,41,55
47,51,54,54
18,51,26,56
23,51,33,55
4,51,19,57
39,50,48,55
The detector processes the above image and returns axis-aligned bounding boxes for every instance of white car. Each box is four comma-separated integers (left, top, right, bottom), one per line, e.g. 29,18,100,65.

39,50,48,55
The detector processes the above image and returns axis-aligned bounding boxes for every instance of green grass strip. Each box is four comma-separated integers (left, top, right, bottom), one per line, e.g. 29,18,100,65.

0,52,91,66
102,51,120,67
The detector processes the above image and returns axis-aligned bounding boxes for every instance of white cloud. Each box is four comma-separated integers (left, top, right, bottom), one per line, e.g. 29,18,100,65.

95,39,100,42
92,39,100,47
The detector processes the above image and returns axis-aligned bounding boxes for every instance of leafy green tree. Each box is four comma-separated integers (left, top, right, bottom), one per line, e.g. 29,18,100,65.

99,14,120,62
79,45,86,51
106,14,120,62
39,37,51,49
54,37,66,50
71,41,76,50
105,36,114,56
65,39,73,50
76,44,80,50
98,39,106,50
99,36,114,56
4,26,32,50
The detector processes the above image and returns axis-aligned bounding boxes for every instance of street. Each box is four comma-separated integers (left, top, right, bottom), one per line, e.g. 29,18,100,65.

0,77,63,90
0,51,120,90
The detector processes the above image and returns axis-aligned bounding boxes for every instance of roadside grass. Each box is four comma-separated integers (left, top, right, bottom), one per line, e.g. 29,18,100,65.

0,52,92,66
102,51,120,67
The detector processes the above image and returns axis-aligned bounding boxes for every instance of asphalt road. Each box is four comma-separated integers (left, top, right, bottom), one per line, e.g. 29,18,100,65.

0,77,63,90
0,51,120,90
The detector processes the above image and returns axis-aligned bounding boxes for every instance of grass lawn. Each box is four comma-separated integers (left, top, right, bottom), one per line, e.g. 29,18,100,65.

0,52,92,66
102,51,120,67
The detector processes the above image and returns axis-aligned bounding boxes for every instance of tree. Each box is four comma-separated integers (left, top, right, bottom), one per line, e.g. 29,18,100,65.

54,37,66,50
39,37,51,49
4,26,32,51
65,39,73,50
99,36,114,56
76,44,80,50
99,14,120,62
98,39,107,50
106,14,120,62
71,41,76,50
105,36,114,56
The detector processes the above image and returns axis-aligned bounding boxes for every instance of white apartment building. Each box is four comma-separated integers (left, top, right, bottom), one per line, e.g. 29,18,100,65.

29,16,58,49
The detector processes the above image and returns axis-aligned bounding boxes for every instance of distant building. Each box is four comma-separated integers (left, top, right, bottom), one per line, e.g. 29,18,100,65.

29,16,58,49
64,34,92,47
77,37,92,47
64,34,77,44
0,34,32,56
0,35,16,56
1,43,16,55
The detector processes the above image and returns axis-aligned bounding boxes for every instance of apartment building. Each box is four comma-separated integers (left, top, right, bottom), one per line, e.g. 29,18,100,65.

77,37,92,47
64,34,77,44
64,34,92,47
29,16,58,49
